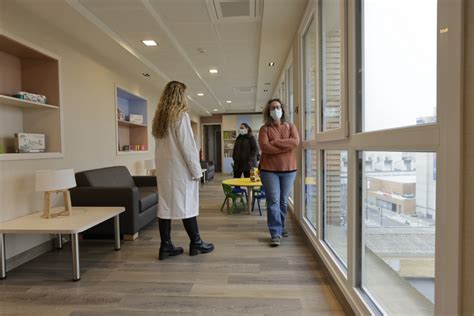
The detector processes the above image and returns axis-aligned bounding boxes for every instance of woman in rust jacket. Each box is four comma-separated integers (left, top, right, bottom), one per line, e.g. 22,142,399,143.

258,98,300,247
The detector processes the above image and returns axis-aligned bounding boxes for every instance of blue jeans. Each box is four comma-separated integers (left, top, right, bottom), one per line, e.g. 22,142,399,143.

260,171,297,238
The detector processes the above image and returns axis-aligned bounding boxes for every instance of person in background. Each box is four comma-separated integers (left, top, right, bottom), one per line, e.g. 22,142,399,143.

258,98,300,247
152,80,214,260
232,123,258,178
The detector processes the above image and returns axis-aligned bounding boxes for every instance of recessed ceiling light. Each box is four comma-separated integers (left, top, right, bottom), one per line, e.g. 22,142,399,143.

209,69,218,74
226,100,232,104
268,62,275,67
142,40,157,46
213,109,218,112
197,93,204,96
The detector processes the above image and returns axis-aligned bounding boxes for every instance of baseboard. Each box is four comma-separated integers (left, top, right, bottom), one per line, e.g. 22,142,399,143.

6,239,53,272
287,205,355,316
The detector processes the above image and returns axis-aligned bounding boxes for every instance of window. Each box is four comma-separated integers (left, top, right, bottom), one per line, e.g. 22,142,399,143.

320,0,343,131
360,151,436,313
304,149,318,228
303,17,316,140
323,150,348,268
294,0,460,313
358,0,437,132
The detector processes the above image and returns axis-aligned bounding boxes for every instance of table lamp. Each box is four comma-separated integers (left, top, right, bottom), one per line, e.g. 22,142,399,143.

35,169,76,219
144,159,155,176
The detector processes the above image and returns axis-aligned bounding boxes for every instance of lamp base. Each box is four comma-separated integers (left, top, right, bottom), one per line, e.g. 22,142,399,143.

41,190,73,219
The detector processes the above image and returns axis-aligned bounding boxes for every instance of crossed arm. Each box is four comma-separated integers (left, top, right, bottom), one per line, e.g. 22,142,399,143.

258,124,300,155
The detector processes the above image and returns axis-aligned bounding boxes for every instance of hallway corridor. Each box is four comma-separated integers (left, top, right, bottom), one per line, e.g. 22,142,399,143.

0,174,343,315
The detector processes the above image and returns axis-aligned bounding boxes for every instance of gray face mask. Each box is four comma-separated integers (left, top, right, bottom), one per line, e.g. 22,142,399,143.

270,108,283,121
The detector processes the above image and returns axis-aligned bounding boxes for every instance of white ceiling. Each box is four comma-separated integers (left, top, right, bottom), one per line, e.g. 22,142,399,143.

14,0,308,115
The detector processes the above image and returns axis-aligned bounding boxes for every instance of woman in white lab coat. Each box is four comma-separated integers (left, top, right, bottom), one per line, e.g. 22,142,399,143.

152,80,214,260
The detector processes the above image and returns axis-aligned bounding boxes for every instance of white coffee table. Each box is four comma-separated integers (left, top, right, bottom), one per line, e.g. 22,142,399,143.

0,206,124,281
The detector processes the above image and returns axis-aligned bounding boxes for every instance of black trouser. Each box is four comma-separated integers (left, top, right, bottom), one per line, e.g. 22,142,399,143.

233,163,250,178
158,216,200,244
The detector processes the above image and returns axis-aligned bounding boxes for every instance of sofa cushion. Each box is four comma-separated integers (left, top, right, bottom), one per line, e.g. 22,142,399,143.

138,189,158,213
75,166,135,187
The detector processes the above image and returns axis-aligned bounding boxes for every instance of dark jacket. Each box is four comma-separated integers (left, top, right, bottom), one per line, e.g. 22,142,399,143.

233,133,258,169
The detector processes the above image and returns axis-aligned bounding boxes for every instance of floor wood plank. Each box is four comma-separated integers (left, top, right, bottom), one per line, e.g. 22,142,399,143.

0,173,344,315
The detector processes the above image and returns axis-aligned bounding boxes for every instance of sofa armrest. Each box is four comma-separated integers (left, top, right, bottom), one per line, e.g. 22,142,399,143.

133,176,157,187
70,186,139,232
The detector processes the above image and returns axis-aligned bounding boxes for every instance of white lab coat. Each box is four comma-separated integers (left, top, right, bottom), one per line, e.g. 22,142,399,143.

155,112,202,219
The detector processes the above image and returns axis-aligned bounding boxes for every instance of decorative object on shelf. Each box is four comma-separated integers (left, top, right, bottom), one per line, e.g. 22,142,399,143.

0,144,4,154
144,159,155,175
129,114,144,124
35,169,77,219
14,133,46,153
122,145,130,151
13,91,47,104
117,109,126,121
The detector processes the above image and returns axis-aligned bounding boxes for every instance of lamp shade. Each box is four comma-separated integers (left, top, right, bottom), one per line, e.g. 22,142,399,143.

35,169,76,192
144,159,155,170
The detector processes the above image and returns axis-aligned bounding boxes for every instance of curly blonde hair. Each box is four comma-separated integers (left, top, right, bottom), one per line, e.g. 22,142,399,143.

152,81,188,139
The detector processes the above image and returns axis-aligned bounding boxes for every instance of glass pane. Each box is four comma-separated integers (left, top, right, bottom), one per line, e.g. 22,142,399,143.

320,0,343,131
287,65,294,124
359,0,437,132
323,150,348,269
304,149,318,228
303,17,316,140
287,65,294,200
361,151,436,314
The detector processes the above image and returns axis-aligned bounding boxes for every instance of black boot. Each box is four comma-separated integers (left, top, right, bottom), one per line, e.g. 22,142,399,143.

159,241,184,260
182,217,214,256
158,218,183,260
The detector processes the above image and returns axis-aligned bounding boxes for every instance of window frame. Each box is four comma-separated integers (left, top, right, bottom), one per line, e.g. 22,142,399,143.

293,0,463,314
315,0,348,142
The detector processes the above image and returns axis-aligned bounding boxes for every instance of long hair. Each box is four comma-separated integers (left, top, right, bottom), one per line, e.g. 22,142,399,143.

240,123,253,135
152,81,188,139
263,98,286,126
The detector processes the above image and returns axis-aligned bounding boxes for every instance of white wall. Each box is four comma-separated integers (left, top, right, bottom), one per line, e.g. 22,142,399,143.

0,1,165,259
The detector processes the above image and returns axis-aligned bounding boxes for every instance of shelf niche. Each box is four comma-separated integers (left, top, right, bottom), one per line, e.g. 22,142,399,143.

0,34,61,158
116,87,148,154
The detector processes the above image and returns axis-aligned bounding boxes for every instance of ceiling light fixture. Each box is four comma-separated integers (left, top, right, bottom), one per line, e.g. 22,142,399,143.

142,40,157,46
268,62,275,67
209,69,218,74
197,93,204,96
226,100,232,104
213,109,218,112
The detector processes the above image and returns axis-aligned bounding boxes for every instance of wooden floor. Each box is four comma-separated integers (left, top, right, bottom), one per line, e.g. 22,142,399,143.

0,174,344,315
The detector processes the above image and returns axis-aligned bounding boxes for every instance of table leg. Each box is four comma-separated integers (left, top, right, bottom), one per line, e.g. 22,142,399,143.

71,233,80,281
203,171,207,184
0,233,6,279
247,187,253,214
56,234,63,249
114,215,121,251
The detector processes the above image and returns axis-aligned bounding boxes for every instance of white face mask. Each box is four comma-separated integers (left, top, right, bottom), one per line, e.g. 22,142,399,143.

239,128,248,135
270,108,283,121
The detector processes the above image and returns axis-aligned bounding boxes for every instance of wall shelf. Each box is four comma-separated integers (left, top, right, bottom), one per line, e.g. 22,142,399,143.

0,95,59,110
115,86,148,154
0,33,62,158
117,119,147,128
0,152,63,161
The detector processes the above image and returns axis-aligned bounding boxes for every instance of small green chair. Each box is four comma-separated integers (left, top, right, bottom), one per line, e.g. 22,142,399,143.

220,183,246,213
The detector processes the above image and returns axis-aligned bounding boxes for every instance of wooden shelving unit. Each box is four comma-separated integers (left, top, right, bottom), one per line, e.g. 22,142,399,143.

115,86,148,154
0,33,62,159
0,95,59,110
117,119,147,128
